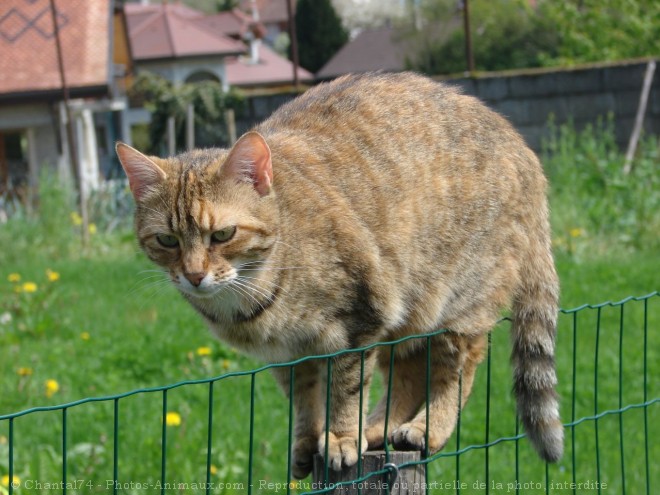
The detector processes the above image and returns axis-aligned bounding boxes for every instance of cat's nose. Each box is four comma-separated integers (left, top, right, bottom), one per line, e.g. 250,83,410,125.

184,272,206,287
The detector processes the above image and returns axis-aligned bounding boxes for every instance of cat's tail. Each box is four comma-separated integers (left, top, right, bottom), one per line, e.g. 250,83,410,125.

511,238,563,463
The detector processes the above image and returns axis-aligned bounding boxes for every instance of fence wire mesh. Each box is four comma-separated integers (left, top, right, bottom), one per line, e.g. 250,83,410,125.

1,292,657,494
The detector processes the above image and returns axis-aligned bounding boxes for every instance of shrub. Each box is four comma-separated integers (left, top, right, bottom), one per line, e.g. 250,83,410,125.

543,117,660,255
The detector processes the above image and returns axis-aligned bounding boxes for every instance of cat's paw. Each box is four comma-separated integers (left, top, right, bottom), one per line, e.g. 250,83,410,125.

318,432,367,471
364,424,387,450
391,422,445,453
292,436,318,479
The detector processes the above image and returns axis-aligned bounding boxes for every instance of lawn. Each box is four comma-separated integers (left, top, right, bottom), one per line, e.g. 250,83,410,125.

0,123,657,494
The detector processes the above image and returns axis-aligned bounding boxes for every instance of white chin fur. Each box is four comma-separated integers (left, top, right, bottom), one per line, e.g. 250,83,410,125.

175,272,236,298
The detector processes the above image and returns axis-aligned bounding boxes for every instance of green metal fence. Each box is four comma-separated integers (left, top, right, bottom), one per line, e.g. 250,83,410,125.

1,292,657,494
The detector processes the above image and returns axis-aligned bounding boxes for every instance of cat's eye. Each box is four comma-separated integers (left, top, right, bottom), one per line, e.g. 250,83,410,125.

211,226,236,244
156,233,179,248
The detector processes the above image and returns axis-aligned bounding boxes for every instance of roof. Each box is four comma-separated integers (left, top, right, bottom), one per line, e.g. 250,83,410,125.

316,26,408,80
0,0,112,98
193,8,262,40
225,43,313,87
239,0,291,24
124,2,245,61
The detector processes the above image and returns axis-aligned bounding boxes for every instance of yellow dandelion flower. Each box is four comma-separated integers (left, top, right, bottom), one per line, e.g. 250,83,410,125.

45,379,60,398
71,211,83,226
80,331,91,341
88,223,97,235
1,474,20,487
569,228,584,238
209,464,218,475
196,346,212,357
7,273,21,283
17,367,33,376
46,269,60,282
22,282,38,293
165,411,182,427
222,359,230,370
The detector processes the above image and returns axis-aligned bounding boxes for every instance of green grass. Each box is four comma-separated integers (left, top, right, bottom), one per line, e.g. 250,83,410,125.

0,123,657,494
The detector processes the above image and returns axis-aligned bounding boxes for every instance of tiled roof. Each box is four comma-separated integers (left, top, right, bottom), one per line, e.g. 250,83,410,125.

124,3,245,61
239,0,291,24
316,26,407,80
0,0,111,97
193,9,254,39
225,43,312,87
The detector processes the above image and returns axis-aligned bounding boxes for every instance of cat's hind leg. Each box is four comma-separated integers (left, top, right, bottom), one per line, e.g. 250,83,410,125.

391,332,486,453
317,349,379,471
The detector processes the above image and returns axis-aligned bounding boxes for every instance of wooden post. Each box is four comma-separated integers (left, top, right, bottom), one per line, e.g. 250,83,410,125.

224,109,237,145
26,127,39,216
623,60,656,174
462,0,475,75
50,0,88,245
312,451,426,494
186,103,195,151
167,116,176,156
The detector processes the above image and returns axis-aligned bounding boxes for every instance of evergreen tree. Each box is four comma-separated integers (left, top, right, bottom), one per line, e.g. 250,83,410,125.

295,0,348,73
216,0,239,11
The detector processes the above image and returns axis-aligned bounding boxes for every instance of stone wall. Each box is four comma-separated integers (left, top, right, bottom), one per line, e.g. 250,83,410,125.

237,59,659,152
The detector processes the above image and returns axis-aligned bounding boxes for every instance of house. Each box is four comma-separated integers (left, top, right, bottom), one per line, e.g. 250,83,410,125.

123,2,246,89
124,1,312,90
0,0,131,196
316,26,409,80
239,0,292,47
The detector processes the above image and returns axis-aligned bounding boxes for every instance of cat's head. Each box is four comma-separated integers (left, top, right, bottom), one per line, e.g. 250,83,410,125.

116,132,279,300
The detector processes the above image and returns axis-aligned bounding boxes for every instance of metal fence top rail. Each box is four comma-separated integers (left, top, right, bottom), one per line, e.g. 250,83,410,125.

557,291,658,313
0,291,657,422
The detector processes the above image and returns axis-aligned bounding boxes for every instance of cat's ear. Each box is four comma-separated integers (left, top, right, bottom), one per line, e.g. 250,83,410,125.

115,142,167,201
221,132,273,196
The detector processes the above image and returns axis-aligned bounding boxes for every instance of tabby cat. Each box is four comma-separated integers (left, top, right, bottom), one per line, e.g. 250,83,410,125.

116,72,562,478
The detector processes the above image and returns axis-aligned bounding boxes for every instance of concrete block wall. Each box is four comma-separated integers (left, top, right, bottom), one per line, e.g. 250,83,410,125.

440,59,659,151
237,59,659,152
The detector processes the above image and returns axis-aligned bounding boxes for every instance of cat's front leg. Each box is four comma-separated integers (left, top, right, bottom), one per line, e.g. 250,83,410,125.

318,350,377,471
271,362,324,479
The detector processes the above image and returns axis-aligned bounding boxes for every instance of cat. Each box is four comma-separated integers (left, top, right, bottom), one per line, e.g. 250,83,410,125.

116,72,562,479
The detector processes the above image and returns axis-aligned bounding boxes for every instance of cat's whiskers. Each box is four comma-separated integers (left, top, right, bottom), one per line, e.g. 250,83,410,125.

130,278,172,296
236,259,303,271
232,278,273,302
145,284,174,303
228,279,266,312
238,266,303,272
238,275,291,297
126,272,170,298
136,279,176,309
137,269,167,275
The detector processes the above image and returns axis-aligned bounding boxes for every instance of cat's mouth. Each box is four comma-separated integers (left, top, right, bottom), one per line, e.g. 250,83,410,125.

174,273,236,299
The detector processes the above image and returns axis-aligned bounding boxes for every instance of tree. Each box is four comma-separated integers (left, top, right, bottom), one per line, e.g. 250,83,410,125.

399,0,558,75
296,0,348,73
537,0,660,66
400,0,660,76
216,0,239,11
129,72,244,154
